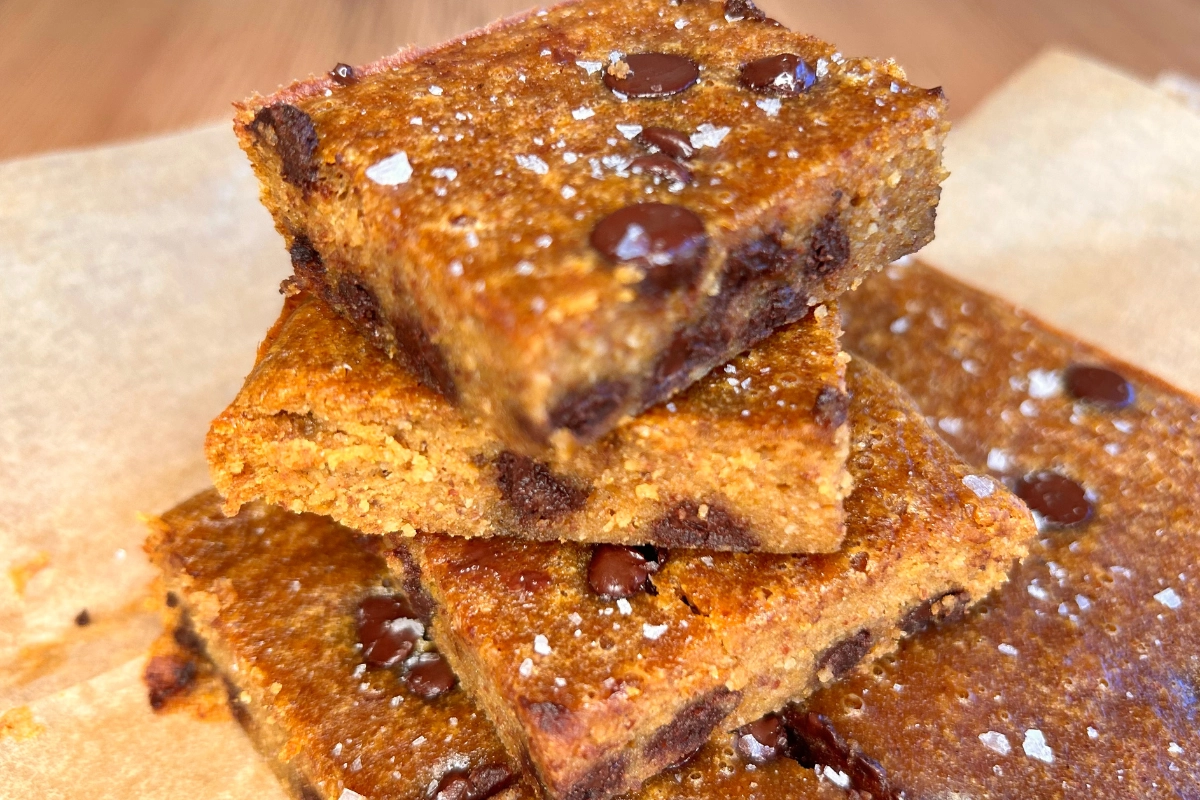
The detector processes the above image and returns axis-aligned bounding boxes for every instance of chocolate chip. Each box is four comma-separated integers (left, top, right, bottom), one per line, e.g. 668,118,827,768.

548,380,630,442
649,501,759,550
817,629,872,680
630,154,693,185
1065,364,1134,409
389,311,459,402
165,591,179,608
636,127,696,161
899,589,968,636
405,653,457,699
495,451,590,522
813,385,849,429
784,710,892,798
590,203,709,295
603,53,699,97
250,103,319,189
144,654,197,710
356,595,423,668
848,551,869,573
735,713,788,764
723,0,767,21
644,687,742,771
75,609,90,626
587,544,661,599
1015,471,1092,527
329,63,357,86
739,54,816,95
805,212,850,278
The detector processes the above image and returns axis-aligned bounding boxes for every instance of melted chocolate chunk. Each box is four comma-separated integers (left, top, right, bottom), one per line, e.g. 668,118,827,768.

389,545,436,624
434,763,515,800
739,54,816,95
805,212,851,278
405,653,457,699
649,501,759,550
644,687,742,771
848,551,869,573
785,711,893,799
817,628,872,679
564,754,629,800
603,53,700,98
452,538,553,596
1065,364,1134,409
590,203,709,296
289,234,325,278
356,595,423,667
74,609,90,626
522,698,575,734
548,380,630,441
899,589,969,636
329,62,357,86
630,154,693,185
250,103,319,189
1014,471,1093,527
636,127,696,161
723,0,768,21
587,544,661,599
495,451,590,521
144,654,197,710
735,713,788,764
813,384,850,429
726,230,800,287
389,310,459,402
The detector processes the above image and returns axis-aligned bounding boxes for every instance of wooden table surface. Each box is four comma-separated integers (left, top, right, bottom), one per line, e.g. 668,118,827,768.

1,0,1198,162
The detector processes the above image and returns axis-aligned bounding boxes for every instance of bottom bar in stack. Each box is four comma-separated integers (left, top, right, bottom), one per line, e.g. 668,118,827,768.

146,492,849,800
387,358,1035,800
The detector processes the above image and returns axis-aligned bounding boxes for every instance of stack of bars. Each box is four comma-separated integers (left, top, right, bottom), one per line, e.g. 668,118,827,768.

144,1,1197,797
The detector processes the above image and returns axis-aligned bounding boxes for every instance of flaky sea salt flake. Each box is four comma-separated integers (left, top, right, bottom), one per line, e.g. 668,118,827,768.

979,731,1011,756
1154,587,1182,609
963,475,995,498
515,154,550,175
365,152,413,186
1023,729,1054,763
643,622,669,640
690,123,731,149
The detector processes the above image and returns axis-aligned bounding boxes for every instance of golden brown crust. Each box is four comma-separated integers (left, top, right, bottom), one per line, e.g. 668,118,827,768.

146,491,849,800
207,294,851,553
786,260,1200,797
389,359,1034,800
234,0,948,453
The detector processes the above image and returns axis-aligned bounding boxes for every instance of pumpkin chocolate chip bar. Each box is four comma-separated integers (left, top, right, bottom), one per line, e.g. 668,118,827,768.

234,0,948,454
781,260,1200,797
145,491,851,800
207,293,852,554
386,358,1034,800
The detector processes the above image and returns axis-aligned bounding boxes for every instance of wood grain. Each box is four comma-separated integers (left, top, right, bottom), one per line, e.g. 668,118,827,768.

1,0,1198,161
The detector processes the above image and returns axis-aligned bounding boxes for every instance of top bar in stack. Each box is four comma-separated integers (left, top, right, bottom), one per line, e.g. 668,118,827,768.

235,0,949,453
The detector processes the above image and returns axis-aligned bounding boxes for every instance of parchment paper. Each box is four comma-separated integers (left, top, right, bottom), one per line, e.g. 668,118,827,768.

1,50,1197,796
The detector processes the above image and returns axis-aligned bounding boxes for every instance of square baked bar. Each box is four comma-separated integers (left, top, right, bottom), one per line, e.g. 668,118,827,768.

235,0,948,453
785,260,1200,798
207,293,851,553
146,491,851,800
387,358,1035,800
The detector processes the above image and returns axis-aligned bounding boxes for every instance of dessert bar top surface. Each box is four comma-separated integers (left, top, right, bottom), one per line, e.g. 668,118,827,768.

148,490,849,800
236,0,946,450
208,292,851,552
393,357,1033,798
791,261,1200,797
